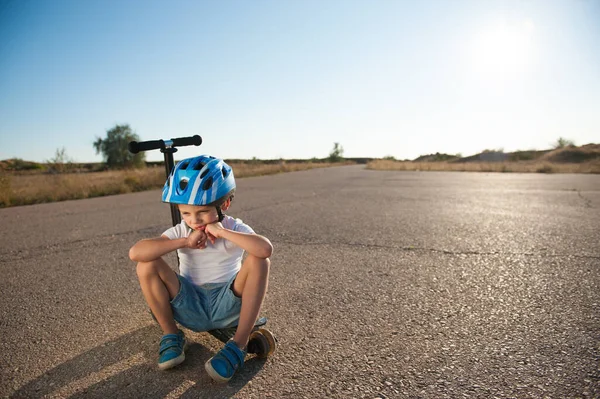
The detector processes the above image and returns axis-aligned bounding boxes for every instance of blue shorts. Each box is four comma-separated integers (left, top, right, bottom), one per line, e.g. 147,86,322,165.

170,274,242,332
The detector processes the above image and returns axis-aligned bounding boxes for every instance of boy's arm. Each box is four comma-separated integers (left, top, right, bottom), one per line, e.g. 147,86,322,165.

129,236,186,262
129,230,207,262
205,223,273,259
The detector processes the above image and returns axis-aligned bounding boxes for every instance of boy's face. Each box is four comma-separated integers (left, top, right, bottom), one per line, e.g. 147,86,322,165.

178,204,219,230
178,199,230,230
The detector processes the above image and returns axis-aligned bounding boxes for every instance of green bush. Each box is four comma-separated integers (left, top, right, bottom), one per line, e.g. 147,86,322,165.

9,158,44,171
553,137,575,149
509,151,538,161
328,142,344,162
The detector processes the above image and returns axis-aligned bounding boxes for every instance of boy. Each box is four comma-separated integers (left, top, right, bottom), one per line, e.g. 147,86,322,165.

129,155,273,382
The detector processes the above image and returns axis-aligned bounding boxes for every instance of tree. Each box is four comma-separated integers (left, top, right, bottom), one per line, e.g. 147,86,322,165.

94,124,145,168
328,142,344,162
46,147,73,173
553,137,575,149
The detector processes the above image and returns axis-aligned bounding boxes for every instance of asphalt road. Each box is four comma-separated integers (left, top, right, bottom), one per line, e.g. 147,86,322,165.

1,165,599,398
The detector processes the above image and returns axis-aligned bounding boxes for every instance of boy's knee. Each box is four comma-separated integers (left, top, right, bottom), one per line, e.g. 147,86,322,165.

136,260,160,279
245,255,270,272
262,257,271,271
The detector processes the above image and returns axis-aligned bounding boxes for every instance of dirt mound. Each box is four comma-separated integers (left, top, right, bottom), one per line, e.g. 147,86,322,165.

451,144,598,164
541,144,600,163
413,153,460,162
456,151,509,163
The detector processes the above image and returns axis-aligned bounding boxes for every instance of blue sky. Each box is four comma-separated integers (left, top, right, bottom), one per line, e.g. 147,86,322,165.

0,0,598,162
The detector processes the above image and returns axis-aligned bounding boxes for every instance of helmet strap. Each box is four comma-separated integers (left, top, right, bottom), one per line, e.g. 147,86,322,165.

217,206,224,222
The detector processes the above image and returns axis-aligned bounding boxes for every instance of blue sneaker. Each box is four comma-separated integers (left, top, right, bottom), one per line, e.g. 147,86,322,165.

158,330,186,370
205,340,247,382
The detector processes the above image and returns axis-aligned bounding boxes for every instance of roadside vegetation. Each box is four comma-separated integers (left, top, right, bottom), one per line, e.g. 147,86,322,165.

367,159,599,174
0,126,355,208
1,126,598,209
0,160,348,208
368,142,600,175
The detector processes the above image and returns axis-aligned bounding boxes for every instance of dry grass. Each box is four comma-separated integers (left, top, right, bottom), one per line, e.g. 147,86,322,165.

541,143,600,163
4,157,597,208
366,159,600,174
0,162,342,208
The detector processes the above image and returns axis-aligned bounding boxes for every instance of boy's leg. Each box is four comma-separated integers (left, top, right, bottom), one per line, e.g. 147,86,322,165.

205,254,270,382
230,254,271,348
137,258,186,370
136,258,180,335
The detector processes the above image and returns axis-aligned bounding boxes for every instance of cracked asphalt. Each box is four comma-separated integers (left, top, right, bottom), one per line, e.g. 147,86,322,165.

1,165,599,398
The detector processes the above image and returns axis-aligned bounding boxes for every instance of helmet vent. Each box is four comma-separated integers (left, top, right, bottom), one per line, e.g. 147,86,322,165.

194,162,205,171
200,169,209,178
202,176,213,190
179,179,189,191
180,161,190,170
222,167,228,178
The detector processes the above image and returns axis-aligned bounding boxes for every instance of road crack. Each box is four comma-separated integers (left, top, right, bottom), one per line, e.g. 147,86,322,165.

0,225,164,263
273,239,600,260
577,190,593,208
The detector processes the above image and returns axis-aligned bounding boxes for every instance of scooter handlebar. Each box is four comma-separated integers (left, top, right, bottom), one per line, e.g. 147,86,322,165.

128,135,202,154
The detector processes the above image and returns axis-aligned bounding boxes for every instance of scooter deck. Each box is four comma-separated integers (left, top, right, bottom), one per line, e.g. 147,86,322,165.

207,316,268,342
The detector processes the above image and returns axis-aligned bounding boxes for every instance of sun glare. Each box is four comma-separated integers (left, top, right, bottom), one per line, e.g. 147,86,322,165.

470,19,535,81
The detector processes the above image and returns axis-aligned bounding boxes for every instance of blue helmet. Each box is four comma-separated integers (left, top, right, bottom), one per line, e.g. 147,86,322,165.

162,155,235,206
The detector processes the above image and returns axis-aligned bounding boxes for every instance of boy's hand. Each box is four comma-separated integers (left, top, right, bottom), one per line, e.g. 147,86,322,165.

186,228,207,249
205,222,225,244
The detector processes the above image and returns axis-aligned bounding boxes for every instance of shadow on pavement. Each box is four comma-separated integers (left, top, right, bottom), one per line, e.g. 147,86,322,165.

11,325,266,399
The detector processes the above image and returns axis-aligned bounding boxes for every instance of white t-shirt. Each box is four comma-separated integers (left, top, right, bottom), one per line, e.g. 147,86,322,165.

162,215,255,286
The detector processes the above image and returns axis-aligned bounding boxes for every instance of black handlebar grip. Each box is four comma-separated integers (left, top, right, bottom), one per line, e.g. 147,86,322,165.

128,135,202,154
128,139,164,154
171,135,202,147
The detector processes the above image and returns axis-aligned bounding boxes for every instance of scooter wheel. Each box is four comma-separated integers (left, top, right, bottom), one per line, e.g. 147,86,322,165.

248,328,277,358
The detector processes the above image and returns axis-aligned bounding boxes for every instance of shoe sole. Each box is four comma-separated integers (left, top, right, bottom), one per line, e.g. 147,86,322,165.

158,339,188,370
158,352,185,370
204,357,231,383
